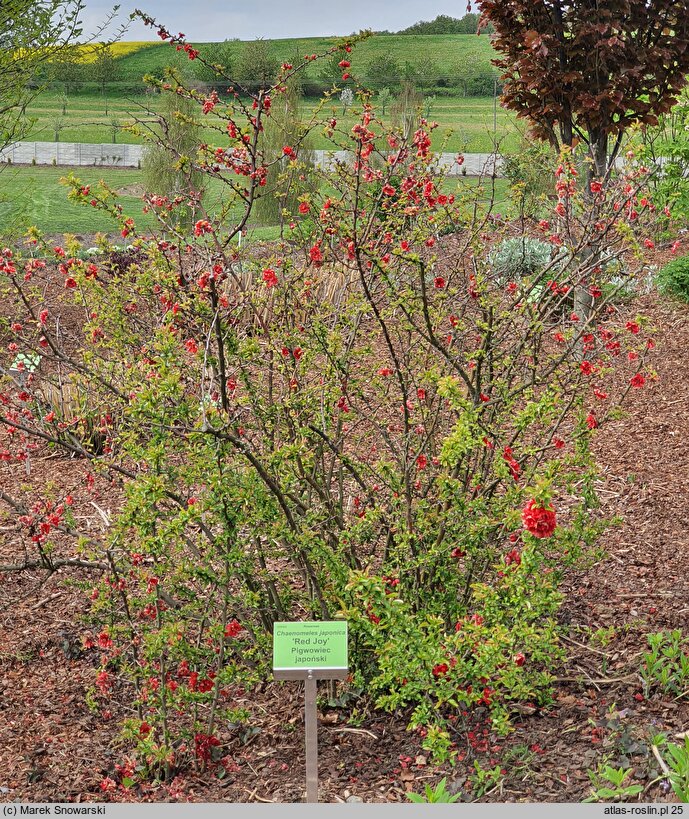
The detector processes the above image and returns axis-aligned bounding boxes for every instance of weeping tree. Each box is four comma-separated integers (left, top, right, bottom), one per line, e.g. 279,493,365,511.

391,82,423,142
142,83,205,228
476,0,689,180
254,79,316,229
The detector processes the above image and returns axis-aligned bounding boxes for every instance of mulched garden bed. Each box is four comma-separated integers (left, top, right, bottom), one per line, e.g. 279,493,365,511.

1,245,688,803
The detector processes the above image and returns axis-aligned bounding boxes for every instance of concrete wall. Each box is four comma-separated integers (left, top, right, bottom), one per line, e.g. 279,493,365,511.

0,141,145,167
0,141,504,177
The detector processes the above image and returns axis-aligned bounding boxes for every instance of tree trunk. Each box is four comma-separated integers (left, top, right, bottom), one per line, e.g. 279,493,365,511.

574,128,609,356
589,128,608,182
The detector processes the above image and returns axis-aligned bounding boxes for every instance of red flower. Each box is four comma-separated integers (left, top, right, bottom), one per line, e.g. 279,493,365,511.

626,321,640,334
96,670,111,694
194,732,220,763
589,181,603,193
502,447,520,481
298,201,310,214
586,412,598,429
630,373,646,388
97,631,113,649
224,618,242,638
553,437,565,449
262,268,278,288
513,652,526,667
433,276,446,289
416,454,428,470
193,219,212,237
521,500,557,539
505,548,521,566
309,244,323,266
432,663,449,678
185,339,198,354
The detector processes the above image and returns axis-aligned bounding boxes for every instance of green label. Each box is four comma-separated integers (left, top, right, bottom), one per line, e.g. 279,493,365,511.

273,621,348,670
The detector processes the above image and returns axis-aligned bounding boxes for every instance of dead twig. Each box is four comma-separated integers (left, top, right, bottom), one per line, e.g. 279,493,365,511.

554,673,638,685
330,727,378,740
560,634,613,657
32,591,64,611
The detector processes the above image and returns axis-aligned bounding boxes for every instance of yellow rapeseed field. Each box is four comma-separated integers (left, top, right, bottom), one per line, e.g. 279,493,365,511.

75,41,154,62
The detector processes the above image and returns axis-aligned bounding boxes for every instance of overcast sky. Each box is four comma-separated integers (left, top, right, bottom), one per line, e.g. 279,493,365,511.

84,0,465,41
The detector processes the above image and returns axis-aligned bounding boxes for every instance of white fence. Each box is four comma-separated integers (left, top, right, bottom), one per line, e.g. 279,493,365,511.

0,141,504,177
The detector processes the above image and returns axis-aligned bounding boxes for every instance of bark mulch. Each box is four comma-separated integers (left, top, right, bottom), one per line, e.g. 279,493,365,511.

1,277,689,803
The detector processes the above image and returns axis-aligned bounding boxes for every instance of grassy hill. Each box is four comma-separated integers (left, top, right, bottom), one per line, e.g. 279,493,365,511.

109,33,498,86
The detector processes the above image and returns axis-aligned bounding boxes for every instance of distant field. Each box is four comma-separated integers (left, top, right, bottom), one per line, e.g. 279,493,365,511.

76,42,153,62
24,92,519,154
20,32,524,152
0,165,510,236
108,33,498,84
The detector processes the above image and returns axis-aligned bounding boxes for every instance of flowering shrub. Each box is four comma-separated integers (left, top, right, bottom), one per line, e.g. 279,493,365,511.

0,16,663,773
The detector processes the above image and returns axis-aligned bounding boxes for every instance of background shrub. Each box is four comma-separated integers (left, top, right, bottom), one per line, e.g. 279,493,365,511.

489,236,556,280
657,254,689,302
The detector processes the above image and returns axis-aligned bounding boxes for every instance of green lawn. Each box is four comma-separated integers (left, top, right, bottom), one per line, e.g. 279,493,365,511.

24,91,519,154
21,31,519,153
0,165,510,236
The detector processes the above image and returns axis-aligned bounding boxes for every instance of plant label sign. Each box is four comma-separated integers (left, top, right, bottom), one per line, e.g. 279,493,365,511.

273,620,348,680
273,621,348,803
